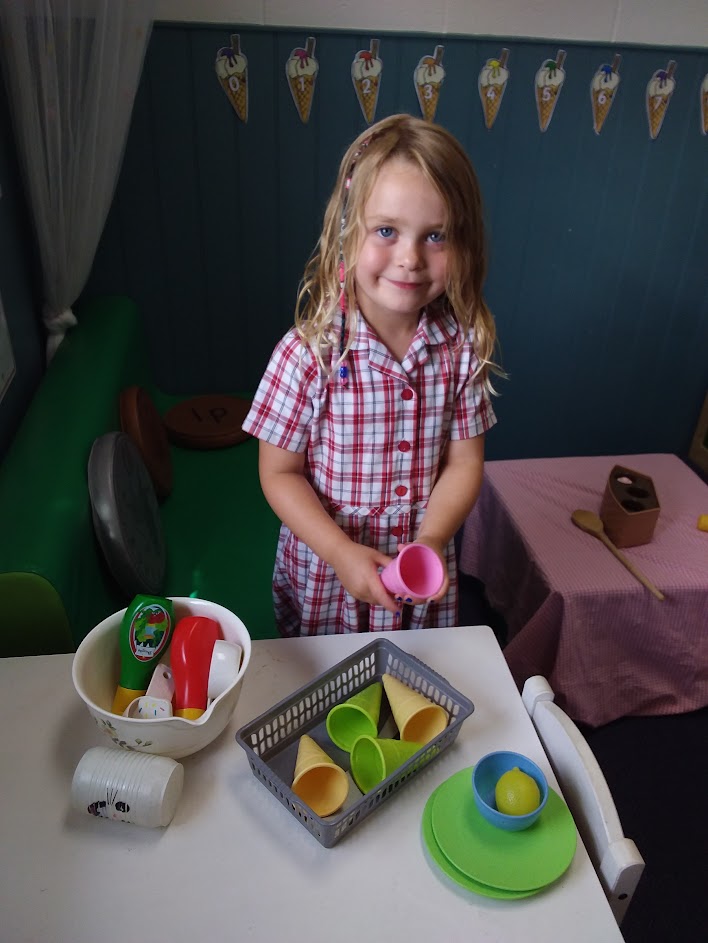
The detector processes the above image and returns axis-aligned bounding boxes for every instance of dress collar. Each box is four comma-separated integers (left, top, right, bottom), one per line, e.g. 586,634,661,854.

344,307,461,379
347,307,460,351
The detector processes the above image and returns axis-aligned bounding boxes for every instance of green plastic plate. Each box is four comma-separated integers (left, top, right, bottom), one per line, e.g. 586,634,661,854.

422,787,538,900
431,768,577,892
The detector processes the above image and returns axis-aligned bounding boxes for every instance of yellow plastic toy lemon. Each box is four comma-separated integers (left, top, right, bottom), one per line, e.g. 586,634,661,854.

495,767,541,816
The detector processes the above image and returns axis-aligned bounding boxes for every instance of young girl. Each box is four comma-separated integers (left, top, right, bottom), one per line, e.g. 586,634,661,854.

243,114,499,636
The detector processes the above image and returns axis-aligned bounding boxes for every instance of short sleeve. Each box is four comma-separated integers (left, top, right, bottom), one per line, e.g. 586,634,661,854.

449,344,497,441
242,332,321,452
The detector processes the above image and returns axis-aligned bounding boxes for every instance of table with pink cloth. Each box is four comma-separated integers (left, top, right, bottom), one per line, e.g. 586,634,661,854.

459,453,708,727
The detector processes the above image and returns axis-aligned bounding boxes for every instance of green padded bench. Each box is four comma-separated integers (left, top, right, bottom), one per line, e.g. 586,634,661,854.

0,296,280,657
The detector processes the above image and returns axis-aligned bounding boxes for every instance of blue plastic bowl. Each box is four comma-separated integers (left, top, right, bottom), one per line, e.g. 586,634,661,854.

472,751,549,831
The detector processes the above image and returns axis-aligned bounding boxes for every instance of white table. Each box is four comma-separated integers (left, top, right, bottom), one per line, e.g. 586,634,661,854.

1,627,623,943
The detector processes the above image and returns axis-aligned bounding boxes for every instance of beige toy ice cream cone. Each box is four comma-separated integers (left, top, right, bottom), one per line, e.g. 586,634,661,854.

286,37,319,123
352,39,383,124
414,45,445,122
535,50,566,132
591,55,621,135
382,674,448,745
291,735,348,817
478,49,510,130
215,34,248,123
646,61,677,140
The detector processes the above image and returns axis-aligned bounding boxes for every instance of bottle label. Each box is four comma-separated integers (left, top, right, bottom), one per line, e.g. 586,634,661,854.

129,603,173,662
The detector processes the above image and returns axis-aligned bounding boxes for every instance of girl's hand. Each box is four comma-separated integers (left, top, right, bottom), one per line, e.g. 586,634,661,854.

402,537,450,602
332,543,399,613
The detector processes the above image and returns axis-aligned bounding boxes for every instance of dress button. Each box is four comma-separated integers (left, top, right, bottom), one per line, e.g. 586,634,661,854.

401,389,414,401
398,441,411,453
391,525,403,538
395,485,408,497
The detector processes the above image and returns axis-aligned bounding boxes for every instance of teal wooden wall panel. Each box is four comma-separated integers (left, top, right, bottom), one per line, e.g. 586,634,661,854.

84,26,708,461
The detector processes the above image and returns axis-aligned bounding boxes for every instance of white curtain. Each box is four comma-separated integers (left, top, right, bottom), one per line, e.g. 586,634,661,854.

0,0,154,359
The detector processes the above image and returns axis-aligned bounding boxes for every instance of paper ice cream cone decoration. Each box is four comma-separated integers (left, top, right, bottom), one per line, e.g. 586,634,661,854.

414,45,445,122
535,50,566,132
646,61,677,140
286,37,319,123
291,735,348,817
326,681,382,752
478,49,510,130
382,674,448,745
591,55,621,135
215,34,248,123
351,39,383,125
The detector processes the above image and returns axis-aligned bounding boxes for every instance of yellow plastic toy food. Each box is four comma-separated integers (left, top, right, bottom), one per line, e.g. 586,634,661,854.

495,766,541,816
698,515,708,533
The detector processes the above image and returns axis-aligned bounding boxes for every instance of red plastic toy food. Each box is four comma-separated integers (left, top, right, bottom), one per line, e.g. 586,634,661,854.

170,616,221,719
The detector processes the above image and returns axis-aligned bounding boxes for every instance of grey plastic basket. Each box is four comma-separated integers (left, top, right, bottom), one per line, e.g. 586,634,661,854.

235,637,474,847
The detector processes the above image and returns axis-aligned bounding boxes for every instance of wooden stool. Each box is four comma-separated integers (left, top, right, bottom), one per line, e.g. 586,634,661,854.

164,395,252,449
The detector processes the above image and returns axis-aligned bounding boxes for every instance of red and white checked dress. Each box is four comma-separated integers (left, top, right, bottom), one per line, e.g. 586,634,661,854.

243,309,496,636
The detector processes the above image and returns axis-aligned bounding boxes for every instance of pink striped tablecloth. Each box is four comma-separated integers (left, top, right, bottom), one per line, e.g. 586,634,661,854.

460,453,708,727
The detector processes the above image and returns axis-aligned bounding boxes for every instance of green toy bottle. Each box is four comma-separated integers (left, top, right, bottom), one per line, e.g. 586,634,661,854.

112,595,175,715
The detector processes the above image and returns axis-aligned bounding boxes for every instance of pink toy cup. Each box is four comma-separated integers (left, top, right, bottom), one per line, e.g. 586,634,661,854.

380,543,445,603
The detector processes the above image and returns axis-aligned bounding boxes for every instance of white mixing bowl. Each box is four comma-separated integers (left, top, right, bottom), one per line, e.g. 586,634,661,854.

72,597,251,758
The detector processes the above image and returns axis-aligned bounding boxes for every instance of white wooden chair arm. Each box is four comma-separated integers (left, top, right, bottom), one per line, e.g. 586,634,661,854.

522,675,645,925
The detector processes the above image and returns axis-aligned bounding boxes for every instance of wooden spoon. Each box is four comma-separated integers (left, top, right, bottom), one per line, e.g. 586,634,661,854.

571,509,665,601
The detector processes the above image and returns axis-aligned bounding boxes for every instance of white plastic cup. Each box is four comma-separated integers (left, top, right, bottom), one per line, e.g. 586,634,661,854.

380,543,445,603
208,640,242,700
71,746,184,828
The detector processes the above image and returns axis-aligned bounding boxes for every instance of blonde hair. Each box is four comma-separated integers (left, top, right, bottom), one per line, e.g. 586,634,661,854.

295,114,500,388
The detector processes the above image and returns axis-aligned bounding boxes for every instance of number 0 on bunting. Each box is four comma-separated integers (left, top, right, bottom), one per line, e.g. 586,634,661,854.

215,34,248,122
